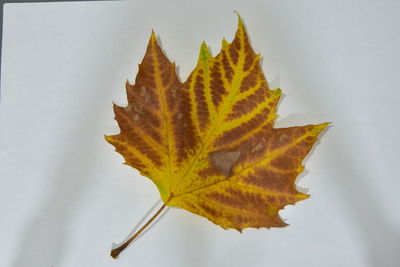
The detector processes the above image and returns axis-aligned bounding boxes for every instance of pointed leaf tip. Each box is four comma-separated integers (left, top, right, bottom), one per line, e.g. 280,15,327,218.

234,11,244,29
317,122,331,131
149,30,157,44
222,38,229,47
198,41,211,62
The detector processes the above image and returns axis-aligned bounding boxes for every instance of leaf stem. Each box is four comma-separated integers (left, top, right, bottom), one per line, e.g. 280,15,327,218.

110,203,167,259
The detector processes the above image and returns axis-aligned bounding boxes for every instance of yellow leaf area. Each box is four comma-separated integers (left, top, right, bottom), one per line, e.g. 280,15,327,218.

106,15,328,231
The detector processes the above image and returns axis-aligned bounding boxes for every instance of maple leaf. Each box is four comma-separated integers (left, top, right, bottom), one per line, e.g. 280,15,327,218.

106,14,328,258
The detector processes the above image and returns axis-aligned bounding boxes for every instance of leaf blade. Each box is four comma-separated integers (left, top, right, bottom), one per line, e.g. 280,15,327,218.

106,15,329,231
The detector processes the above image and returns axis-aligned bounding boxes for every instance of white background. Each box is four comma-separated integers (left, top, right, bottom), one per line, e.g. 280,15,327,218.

1,1,400,266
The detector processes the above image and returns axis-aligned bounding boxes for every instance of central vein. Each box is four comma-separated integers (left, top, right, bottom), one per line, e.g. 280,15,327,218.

168,50,244,200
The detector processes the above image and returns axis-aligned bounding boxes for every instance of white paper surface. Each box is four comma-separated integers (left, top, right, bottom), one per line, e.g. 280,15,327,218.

1,1,399,266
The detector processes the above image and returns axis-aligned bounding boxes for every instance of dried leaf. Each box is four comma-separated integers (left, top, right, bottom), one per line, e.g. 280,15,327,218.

106,14,328,255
